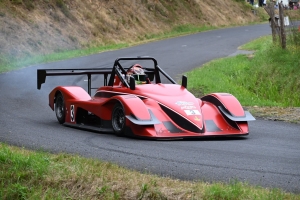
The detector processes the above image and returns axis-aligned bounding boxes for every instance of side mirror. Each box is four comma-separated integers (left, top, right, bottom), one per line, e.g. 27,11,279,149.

181,75,187,88
130,76,135,90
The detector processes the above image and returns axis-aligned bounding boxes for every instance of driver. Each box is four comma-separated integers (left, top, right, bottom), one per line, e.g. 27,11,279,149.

126,64,147,84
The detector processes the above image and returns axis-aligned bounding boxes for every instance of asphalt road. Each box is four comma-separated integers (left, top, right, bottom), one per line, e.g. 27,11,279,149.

1,23,300,193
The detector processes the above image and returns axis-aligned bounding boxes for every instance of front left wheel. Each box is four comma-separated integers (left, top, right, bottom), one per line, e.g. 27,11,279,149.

55,92,65,124
111,103,126,136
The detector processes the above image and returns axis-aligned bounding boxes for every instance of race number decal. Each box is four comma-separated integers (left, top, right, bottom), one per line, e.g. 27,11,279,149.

70,105,75,122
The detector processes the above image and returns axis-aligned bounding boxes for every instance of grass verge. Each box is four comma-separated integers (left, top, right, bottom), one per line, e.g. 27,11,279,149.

1,143,299,199
186,35,300,107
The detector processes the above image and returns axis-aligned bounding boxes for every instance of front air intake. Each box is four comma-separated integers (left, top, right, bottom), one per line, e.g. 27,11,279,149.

159,104,204,133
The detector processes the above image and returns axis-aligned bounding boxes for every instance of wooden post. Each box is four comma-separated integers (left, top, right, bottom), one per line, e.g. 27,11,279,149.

264,2,277,43
279,3,286,49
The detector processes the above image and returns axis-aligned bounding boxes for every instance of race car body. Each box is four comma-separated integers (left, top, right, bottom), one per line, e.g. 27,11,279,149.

37,57,255,139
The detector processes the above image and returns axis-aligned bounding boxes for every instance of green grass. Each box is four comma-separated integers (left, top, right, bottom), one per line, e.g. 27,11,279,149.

1,143,299,199
0,145,50,199
187,35,300,107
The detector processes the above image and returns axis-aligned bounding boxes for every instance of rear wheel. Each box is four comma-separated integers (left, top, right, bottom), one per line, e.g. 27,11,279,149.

111,103,125,136
55,92,65,124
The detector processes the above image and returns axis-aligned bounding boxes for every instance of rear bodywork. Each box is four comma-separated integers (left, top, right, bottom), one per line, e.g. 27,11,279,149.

37,57,255,139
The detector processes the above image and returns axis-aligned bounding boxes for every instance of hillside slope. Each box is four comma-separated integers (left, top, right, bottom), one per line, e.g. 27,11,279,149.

0,0,262,61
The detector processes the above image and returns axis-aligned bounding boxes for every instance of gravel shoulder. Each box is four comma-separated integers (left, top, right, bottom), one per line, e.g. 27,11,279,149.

245,106,300,124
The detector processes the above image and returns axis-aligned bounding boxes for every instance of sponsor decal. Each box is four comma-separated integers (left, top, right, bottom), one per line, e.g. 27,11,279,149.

155,126,169,135
194,116,201,121
184,109,201,116
180,105,196,110
175,101,194,106
70,105,75,122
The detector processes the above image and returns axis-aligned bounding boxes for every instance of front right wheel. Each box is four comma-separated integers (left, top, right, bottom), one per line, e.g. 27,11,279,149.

111,103,126,136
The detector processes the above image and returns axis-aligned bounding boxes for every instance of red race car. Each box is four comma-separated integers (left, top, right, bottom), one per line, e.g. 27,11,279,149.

37,57,255,139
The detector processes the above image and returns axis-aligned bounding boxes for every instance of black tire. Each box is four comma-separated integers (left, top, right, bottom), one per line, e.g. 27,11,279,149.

55,92,65,124
111,103,126,136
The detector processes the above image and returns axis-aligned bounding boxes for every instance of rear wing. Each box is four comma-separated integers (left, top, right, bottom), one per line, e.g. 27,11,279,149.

37,68,112,95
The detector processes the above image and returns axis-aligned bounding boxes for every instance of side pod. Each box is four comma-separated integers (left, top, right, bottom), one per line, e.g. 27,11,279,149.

111,95,160,125
201,93,255,122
